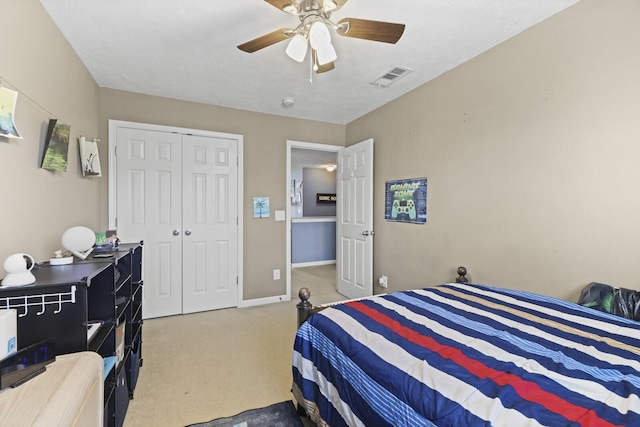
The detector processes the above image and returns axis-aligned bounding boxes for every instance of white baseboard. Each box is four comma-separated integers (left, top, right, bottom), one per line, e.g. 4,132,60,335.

292,260,336,268
239,294,290,307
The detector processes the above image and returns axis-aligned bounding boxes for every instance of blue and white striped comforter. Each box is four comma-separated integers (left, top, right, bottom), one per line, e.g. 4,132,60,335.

292,283,640,426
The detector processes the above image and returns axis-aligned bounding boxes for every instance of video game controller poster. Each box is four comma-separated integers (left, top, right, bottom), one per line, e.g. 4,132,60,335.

384,178,427,224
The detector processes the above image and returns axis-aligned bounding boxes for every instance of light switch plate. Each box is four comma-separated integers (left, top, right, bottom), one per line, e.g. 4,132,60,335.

275,210,286,221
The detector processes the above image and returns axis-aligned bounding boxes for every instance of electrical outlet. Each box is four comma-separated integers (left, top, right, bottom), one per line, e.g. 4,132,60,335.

273,269,280,280
379,275,388,288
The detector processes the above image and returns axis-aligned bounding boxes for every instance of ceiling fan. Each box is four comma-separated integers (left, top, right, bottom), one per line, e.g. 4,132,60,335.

237,0,406,73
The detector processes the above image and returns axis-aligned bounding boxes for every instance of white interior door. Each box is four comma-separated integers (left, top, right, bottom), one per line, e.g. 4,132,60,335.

181,135,238,313
337,138,374,299
115,127,183,318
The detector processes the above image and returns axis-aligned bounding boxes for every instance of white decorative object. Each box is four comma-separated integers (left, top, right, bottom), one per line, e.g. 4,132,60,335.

61,226,96,260
1,253,36,287
50,249,73,265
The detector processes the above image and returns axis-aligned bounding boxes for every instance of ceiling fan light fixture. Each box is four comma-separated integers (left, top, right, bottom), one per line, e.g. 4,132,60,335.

315,42,337,66
323,0,338,12
308,21,336,66
286,33,308,62
309,21,331,50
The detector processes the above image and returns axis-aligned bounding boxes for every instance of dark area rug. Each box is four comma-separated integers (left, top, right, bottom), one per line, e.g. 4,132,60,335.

186,401,304,427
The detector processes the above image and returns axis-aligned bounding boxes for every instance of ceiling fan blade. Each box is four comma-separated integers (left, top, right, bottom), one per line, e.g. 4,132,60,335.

336,18,405,44
316,61,335,73
264,0,299,14
237,29,291,53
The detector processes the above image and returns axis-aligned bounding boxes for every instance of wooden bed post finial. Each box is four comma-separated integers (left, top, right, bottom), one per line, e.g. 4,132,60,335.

456,266,469,283
297,287,313,327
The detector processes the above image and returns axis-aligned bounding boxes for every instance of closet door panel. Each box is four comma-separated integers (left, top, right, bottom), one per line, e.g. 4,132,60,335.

115,127,183,318
182,135,238,313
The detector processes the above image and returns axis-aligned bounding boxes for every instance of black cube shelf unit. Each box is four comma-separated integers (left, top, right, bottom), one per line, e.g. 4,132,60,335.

0,242,143,427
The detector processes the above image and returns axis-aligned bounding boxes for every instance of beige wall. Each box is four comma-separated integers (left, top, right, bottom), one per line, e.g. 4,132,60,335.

347,0,640,301
98,89,345,299
0,0,100,274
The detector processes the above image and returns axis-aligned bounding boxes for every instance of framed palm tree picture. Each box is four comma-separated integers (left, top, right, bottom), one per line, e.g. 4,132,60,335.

253,197,270,218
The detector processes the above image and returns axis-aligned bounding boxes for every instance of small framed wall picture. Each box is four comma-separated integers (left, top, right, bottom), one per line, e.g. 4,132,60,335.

79,137,102,177
0,87,22,139
41,119,70,172
384,177,427,224
253,197,270,218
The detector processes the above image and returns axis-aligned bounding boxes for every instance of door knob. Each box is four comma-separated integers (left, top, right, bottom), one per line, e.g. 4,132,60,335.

185,229,192,236
362,231,369,236
173,230,180,236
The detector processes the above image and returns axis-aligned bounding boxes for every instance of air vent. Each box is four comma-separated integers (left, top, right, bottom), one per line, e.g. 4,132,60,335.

370,66,413,88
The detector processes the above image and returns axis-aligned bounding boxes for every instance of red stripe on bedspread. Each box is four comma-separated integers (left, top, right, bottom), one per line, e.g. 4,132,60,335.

348,301,622,427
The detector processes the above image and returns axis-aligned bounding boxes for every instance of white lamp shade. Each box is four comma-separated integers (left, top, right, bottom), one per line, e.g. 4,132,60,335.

286,34,308,62
309,21,331,50
61,226,96,252
309,21,336,66
315,42,337,66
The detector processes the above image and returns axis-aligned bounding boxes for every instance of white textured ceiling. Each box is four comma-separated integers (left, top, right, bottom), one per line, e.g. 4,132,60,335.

292,148,337,170
39,0,578,125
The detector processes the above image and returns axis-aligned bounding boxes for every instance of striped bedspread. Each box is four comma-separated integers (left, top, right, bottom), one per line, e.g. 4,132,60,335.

292,283,640,426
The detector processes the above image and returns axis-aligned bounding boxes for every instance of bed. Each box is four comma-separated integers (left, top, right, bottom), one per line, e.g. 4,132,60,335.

292,283,640,426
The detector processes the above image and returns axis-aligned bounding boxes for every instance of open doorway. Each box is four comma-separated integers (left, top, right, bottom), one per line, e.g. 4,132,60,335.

286,140,342,303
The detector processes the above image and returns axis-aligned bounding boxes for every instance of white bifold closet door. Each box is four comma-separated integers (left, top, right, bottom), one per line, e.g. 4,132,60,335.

114,125,239,319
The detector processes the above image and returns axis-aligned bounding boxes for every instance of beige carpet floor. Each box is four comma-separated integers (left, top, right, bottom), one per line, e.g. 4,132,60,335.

124,264,341,427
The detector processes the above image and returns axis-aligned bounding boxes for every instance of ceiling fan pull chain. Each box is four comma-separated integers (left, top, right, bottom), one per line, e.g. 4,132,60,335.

309,51,314,84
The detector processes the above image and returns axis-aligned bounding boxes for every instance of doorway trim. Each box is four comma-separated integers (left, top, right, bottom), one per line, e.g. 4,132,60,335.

108,120,244,307
286,140,343,301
